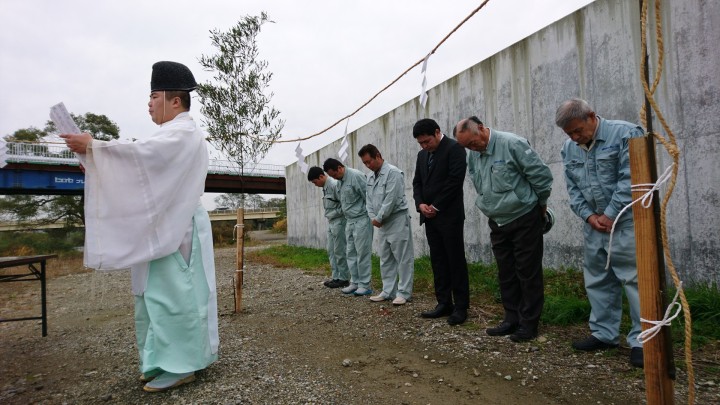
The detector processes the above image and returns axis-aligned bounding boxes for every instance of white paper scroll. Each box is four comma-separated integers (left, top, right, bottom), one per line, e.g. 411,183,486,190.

49,102,81,134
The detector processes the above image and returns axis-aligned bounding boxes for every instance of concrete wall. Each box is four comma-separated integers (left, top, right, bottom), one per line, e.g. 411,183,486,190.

286,0,720,285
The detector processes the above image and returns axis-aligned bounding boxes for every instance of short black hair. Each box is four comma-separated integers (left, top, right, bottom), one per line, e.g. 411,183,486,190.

165,90,191,110
307,166,324,181
413,118,440,138
358,144,381,159
323,158,344,172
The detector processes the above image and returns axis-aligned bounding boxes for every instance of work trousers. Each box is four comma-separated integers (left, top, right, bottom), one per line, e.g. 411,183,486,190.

377,211,415,299
345,215,373,289
424,217,469,310
327,217,349,281
583,221,641,347
489,205,544,330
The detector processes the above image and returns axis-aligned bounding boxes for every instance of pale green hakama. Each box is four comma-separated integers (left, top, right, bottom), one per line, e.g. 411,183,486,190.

135,208,218,374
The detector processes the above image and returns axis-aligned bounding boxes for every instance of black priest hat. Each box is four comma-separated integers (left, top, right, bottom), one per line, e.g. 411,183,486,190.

150,61,197,92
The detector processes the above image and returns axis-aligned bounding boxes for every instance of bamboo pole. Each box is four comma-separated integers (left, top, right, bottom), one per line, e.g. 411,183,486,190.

234,208,245,313
629,137,674,404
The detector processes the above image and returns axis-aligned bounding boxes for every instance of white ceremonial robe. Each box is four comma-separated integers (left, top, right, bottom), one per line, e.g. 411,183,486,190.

78,112,219,358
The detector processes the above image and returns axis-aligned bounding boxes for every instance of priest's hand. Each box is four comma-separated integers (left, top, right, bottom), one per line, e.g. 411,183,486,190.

60,133,92,154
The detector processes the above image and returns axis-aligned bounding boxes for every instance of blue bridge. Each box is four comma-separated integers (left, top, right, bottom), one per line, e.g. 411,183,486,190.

0,142,286,195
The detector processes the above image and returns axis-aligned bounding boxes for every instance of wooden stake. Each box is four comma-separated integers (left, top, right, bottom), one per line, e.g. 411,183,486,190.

234,208,245,313
629,137,674,404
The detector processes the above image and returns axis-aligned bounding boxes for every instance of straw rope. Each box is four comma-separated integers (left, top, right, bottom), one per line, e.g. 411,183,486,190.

639,0,694,402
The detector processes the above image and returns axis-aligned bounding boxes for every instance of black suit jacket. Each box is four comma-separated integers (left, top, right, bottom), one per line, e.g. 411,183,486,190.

412,135,467,225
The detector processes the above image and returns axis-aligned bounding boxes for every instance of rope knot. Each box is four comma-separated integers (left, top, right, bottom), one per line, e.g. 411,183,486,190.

637,282,684,344
232,223,245,240
604,164,674,269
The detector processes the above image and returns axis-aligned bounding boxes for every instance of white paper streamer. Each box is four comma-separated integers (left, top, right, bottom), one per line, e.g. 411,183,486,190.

419,53,431,108
338,119,350,162
295,143,308,174
49,102,81,134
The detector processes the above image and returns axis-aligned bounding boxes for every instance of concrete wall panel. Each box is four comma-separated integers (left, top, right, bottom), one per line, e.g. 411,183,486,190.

285,0,720,285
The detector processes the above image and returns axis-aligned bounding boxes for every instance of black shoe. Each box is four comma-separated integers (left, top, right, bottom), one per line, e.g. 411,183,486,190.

420,304,454,319
447,309,467,326
509,326,538,342
571,335,619,351
486,321,518,336
326,279,349,288
323,279,334,287
630,347,644,368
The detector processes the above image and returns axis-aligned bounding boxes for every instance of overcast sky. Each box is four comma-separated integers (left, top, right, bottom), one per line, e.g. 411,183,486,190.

1,0,593,206
0,0,592,208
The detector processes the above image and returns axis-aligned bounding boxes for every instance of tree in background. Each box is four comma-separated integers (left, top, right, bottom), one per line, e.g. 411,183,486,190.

4,127,48,155
198,12,284,195
264,196,287,218
45,112,119,141
213,193,285,215
1,113,120,226
210,194,287,243
214,193,265,210
4,127,46,142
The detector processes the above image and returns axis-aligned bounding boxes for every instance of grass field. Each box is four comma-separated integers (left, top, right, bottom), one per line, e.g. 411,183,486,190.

247,244,720,346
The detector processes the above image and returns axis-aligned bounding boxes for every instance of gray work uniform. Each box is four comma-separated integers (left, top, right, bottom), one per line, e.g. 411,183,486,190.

366,161,414,299
339,167,373,289
323,177,349,281
562,117,644,348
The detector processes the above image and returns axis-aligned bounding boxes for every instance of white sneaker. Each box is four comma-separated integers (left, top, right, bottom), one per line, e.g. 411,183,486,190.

353,287,373,296
341,283,358,294
369,293,390,302
392,296,408,305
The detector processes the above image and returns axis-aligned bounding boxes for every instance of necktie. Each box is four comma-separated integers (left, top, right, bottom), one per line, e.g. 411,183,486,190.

427,152,434,170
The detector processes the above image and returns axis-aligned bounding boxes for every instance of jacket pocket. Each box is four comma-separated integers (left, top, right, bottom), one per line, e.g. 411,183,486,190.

490,162,514,193
597,150,619,183
564,160,586,184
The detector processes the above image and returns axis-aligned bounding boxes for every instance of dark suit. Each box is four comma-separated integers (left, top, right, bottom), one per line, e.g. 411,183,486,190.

412,136,469,310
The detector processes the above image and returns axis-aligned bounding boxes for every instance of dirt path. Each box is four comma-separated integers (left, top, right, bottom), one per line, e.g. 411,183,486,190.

0,244,716,404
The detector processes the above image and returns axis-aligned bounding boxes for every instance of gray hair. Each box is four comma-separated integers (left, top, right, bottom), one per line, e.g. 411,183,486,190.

456,116,483,136
555,98,594,128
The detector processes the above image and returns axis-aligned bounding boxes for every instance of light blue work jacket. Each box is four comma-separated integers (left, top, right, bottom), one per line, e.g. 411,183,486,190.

561,117,644,222
322,177,344,222
366,161,408,223
339,167,369,220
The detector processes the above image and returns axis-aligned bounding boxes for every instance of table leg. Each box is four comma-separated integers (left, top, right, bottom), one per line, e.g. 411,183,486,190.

41,260,47,337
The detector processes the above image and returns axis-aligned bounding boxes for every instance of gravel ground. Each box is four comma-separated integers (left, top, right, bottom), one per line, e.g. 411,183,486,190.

0,241,718,404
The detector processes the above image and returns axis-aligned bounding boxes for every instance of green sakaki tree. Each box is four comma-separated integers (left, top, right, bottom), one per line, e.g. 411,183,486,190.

197,12,284,179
